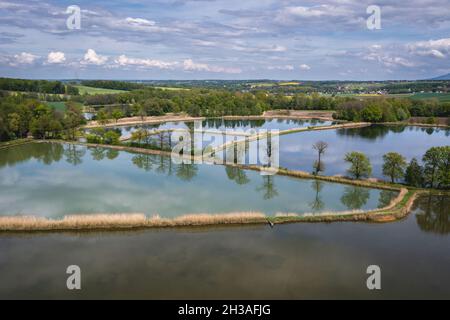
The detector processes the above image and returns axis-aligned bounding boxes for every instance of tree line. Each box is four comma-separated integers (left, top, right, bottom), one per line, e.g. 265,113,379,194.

0,92,85,142
0,78,79,95
82,88,449,120
313,141,449,189
80,80,145,91
334,98,449,122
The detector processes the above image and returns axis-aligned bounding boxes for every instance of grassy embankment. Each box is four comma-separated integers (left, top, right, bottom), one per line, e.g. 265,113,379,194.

0,138,34,151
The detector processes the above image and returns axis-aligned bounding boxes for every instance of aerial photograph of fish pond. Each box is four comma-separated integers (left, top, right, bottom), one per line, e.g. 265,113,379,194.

0,0,450,304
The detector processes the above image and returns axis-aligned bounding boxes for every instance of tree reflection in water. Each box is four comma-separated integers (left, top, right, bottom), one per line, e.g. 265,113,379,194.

0,143,64,168
64,144,85,166
340,186,370,210
377,189,397,208
106,149,119,160
156,154,173,175
336,125,407,141
415,195,450,235
176,162,198,181
309,180,325,211
132,154,156,172
225,166,250,185
90,147,106,161
256,175,279,200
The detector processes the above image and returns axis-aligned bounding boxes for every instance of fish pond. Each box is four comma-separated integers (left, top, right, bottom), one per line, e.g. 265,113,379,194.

0,142,395,218
0,194,448,299
250,124,450,178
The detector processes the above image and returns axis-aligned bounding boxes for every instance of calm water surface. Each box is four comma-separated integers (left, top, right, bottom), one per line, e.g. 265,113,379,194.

0,143,394,218
112,118,332,138
272,125,450,178
0,195,448,299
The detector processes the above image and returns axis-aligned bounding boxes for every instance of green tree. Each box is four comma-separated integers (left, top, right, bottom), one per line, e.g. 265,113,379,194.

382,152,407,183
404,158,424,187
361,103,383,122
312,141,328,175
63,102,84,140
422,147,443,188
344,151,372,179
111,109,124,123
131,128,148,145
97,110,110,125
103,130,121,145
437,146,450,189
7,113,20,137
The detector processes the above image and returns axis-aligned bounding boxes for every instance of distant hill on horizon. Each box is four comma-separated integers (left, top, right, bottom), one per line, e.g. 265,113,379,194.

431,73,450,80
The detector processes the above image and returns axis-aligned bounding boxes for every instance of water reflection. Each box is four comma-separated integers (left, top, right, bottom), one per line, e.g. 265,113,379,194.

132,153,157,172
0,142,397,217
64,144,86,166
340,186,370,210
176,162,198,181
277,125,450,178
336,125,449,141
0,143,64,167
378,189,397,209
257,175,279,200
414,195,450,234
225,166,250,185
309,180,325,211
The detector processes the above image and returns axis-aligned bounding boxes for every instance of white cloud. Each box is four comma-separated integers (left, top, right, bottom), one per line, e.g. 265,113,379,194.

408,38,450,58
363,52,416,68
47,51,65,64
183,59,241,74
81,49,108,65
231,44,287,53
125,17,156,27
9,52,38,66
284,5,340,18
267,65,294,71
299,64,311,70
275,4,358,26
114,55,178,69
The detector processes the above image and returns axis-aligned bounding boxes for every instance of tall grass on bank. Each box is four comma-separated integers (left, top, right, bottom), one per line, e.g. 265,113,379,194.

0,212,267,231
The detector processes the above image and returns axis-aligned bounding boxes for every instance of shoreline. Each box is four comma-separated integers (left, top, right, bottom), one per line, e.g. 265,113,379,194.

83,111,338,129
0,139,427,232
1,118,447,232
0,189,434,232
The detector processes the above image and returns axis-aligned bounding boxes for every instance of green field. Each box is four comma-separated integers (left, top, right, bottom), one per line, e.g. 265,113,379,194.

153,86,190,91
328,92,450,102
45,101,84,112
45,101,67,111
404,92,450,102
74,85,126,95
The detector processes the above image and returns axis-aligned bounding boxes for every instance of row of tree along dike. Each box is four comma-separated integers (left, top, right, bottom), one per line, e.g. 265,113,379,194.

312,141,449,190
333,98,449,123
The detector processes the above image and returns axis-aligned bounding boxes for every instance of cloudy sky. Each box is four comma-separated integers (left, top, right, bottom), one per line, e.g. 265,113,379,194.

1,0,450,80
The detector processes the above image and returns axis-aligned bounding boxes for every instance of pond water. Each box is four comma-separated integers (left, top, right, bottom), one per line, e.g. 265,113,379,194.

0,195,448,299
109,118,333,139
258,125,450,178
0,143,395,218
83,112,95,120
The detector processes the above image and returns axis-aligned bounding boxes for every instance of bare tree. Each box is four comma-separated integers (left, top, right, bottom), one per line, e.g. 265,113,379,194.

312,141,328,175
